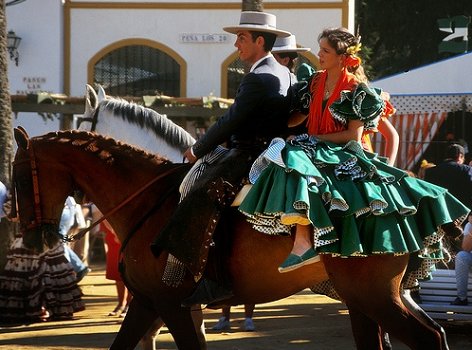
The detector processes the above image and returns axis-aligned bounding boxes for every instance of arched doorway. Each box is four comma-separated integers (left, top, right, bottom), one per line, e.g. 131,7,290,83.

88,39,186,97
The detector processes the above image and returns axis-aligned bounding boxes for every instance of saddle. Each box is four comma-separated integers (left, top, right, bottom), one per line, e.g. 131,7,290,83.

151,148,251,283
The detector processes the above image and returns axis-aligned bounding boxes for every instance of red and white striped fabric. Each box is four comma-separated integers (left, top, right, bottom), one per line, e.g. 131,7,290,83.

370,94,472,170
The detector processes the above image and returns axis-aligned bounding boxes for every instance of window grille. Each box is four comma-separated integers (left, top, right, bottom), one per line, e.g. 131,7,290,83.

94,45,180,97
226,57,247,99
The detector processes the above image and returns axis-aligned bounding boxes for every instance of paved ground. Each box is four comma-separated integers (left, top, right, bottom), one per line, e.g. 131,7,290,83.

1,263,471,350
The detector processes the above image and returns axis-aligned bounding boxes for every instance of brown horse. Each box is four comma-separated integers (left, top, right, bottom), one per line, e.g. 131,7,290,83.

12,127,452,350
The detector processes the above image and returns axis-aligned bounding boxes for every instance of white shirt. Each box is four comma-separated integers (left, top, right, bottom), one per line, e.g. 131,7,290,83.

250,53,273,72
0,181,6,219
464,222,472,237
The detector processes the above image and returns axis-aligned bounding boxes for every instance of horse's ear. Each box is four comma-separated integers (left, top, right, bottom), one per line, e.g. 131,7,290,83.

97,85,107,102
85,84,98,113
17,125,28,135
14,127,30,150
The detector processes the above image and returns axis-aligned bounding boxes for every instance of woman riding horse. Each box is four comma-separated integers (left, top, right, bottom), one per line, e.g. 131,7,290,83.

12,127,466,349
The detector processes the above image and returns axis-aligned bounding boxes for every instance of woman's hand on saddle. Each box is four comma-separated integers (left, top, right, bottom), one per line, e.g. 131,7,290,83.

184,147,197,163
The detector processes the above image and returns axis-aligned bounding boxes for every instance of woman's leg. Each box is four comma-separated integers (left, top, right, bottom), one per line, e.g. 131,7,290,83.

116,280,127,306
290,224,313,255
454,251,472,301
244,304,256,331
212,306,231,330
108,281,127,316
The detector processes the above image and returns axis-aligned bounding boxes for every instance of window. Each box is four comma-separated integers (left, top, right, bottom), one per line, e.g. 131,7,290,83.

93,45,181,97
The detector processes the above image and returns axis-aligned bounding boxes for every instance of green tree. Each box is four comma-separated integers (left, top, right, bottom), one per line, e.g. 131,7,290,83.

242,0,264,12
356,0,472,80
0,1,16,270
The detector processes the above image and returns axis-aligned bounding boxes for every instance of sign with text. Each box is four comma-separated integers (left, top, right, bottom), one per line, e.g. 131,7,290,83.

438,15,470,53
179,33,230,44
17,77,51,95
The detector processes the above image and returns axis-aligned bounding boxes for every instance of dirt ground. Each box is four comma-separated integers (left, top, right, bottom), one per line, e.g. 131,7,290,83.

1,263,471,350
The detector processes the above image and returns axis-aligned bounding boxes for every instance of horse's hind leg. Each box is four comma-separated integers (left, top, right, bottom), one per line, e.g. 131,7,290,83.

371,293,443,349
401,289,449,350
323,254,444,350
348,307,393,350
347,306,384,350
110,298,160,350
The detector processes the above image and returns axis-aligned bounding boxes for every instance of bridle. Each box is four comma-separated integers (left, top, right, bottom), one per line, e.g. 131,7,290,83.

13,138,182,244
78,102,100,132
12,143,58,231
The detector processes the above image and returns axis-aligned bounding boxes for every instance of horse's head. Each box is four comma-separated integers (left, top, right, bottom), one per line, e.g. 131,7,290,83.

12,127,73,252
79,84,195,162
77,84,106,130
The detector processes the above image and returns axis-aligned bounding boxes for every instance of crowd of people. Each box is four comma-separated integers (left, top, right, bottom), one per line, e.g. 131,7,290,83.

0,9,471,339
0,187,85,323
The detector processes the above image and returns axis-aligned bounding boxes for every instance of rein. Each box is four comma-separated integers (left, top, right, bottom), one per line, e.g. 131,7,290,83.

66,164,178,243
14,137,181,243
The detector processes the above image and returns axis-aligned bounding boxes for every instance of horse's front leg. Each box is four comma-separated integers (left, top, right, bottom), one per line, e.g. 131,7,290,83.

159,303,207,350
140,305,206,350
140,317,165,350
110,298,160,350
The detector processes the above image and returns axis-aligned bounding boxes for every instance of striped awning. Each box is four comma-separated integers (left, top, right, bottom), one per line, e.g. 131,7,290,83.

370,94,472,170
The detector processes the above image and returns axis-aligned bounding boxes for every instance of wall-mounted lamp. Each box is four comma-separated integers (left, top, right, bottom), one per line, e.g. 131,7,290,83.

7,30,21,66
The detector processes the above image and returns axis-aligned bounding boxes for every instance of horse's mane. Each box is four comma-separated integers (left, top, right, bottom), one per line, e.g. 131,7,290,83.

34,130,171,166
100,98,195,152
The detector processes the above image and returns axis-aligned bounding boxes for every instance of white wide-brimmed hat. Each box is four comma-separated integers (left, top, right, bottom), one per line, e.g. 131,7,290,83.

272,34,311,53
223,11,291,38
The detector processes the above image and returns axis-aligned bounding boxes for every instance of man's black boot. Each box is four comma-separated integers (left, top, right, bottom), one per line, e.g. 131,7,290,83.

181,278,234,307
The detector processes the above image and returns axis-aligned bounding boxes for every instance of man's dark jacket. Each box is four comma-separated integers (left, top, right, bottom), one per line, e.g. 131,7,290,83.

424,160,472,210
193,55,292,158
152,55,292,277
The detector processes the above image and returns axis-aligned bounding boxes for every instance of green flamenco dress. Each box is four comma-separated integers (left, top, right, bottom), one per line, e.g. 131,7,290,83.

239,83,470,288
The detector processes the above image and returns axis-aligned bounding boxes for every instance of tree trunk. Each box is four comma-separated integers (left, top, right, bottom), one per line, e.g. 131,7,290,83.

242,0,264,12
0,1,17,271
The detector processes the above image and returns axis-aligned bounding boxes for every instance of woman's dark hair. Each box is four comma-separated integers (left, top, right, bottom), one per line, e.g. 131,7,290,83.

318,27,366,82
318,27,359,55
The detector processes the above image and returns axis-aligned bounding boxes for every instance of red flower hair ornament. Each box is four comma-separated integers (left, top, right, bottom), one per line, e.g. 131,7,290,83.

345,43,362,68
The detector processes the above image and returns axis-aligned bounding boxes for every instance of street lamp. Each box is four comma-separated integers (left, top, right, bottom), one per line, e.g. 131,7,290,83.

7,30,21,66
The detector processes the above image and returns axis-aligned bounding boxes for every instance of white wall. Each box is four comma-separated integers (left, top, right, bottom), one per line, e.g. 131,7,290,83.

7,0,354,136
68,5,348,97
7,0,63,136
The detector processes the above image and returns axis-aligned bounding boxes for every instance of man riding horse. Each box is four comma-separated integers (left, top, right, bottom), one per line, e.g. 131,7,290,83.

150,11,293,305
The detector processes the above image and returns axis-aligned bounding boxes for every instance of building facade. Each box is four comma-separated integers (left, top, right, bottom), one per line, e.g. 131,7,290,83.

7,0,354,136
